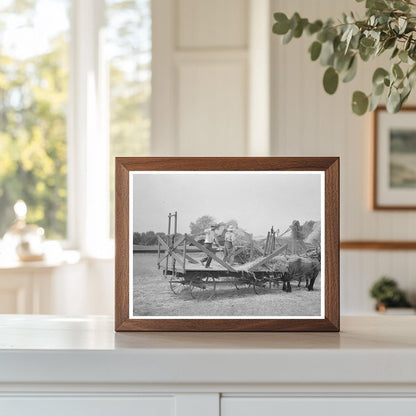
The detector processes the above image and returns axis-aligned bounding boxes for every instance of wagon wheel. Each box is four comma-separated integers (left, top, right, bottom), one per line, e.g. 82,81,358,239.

267,272,282,290
190,273,216,300
252,273,268,295
169,273,187,295
234,272,251,290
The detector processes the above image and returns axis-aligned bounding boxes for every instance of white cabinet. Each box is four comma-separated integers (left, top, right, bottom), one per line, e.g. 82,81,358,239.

0,255,114,315
1,316,416,416
0,255,83,314
222,398,416,416
1,397,175,416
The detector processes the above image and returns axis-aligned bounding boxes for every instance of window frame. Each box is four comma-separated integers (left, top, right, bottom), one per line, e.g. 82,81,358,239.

67,0,112,257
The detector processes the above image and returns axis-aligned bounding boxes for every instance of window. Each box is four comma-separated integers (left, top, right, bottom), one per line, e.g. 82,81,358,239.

0,0,151,251
0,0,70,239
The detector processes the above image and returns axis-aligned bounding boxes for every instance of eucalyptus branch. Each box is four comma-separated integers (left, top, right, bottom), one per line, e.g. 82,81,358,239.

272,0,416,115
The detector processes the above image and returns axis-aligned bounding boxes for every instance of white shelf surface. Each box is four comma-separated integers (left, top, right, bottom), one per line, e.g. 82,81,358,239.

0,315,416,387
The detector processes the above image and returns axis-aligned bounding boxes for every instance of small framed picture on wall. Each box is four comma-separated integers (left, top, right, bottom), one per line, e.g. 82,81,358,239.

374,106,416,209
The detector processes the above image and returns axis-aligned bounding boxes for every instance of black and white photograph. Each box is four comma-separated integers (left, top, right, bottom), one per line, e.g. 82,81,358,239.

129,171,324,319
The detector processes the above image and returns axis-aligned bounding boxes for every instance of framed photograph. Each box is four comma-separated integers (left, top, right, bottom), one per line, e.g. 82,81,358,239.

374,106,416,209
115,157,339,332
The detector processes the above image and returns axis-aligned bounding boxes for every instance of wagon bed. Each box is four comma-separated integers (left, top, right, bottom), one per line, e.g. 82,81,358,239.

157,224,288,299
157,212,319,299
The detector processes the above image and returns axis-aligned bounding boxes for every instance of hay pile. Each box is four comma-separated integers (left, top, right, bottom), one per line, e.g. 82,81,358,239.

235,255,289,273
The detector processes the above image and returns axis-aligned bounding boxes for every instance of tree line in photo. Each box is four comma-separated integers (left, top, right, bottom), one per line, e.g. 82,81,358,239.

133,215,238,246
133,214,320,249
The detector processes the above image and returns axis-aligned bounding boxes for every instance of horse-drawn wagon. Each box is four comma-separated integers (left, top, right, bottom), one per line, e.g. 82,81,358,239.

157,212,320,300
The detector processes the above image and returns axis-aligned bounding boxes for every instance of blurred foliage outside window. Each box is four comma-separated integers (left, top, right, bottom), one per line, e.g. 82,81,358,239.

0,0,70,239
0,0,151,240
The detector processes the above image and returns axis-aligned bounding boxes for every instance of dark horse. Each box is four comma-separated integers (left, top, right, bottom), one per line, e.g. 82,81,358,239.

281,252,321,292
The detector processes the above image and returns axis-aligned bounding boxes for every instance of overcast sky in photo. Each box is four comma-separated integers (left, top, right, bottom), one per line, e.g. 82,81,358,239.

132,172,322,236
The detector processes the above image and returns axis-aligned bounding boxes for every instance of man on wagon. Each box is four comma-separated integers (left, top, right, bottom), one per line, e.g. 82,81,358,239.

223,225,236,264
289,220,307,254
200,223,221,268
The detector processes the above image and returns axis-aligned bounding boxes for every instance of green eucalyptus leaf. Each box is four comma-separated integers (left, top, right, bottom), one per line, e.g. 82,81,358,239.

370,30,381,44
317,29,328,43
320,40,335,66
273,13,290,35
341,26,352,42
342,56,358,82
408,63,416,78
393,63,404,79
383,37,396,50
309,41,322,61
323,67,339,94
387,87,401,113
333,35,341,51
369,92,383,111
334,52,352,72
405,34,413,50
366,0,388,10
393,0,409,11
374,82,385,96
290,12,301,29
271,2,416,115
391,47,399,59
372,67,389,85
350,32,361,49
307,20,323,35
293,18,308,37
397,80,405,89
409,44,416,60
398,17,407,34
360,37,375,48
347,13,356,24
408,70,416,88
390,21,400,34
359,44,375,61
401,88,411,106
352,91,369,115
399,49,408,63
377,13,389,25
282,29,293,44
344,25,359,53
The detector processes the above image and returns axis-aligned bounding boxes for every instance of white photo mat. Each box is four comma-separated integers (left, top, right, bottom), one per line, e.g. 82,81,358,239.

129,171,325,320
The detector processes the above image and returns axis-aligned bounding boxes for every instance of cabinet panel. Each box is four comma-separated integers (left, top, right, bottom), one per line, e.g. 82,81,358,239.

0,396,174,416
222,397,416,416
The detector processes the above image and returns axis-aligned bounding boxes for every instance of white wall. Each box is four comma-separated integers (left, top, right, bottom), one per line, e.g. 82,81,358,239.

12,0,414,317
271,0,416,313
152,0,255,156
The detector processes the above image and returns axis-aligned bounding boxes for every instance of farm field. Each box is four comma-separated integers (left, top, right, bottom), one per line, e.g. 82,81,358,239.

132,253,322,317
390,152,416,188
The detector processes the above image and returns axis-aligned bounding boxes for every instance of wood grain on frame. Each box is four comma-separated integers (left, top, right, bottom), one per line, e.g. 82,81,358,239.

115,157,340,332
373,106,416,210
341,240,416,250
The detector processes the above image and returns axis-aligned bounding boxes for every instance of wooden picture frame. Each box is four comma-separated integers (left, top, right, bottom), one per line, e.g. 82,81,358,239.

373,106,416,210
115,157,339,332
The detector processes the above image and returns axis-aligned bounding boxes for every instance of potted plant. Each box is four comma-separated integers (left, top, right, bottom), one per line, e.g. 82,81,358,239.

369,276,413,312
272,0,416,115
